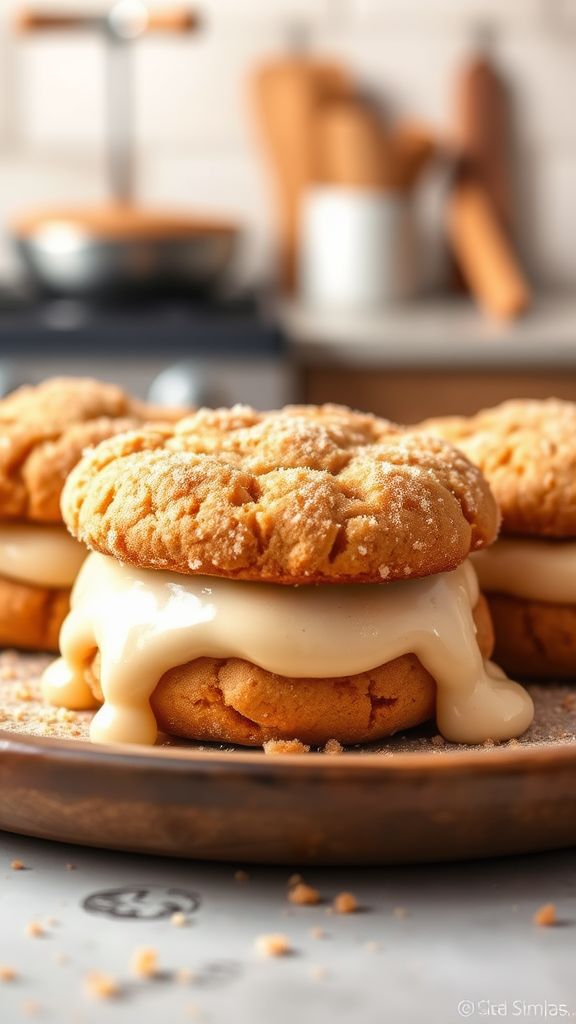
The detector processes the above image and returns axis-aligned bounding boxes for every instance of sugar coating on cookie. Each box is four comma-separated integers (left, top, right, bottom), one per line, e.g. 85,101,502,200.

62,404,498,584
0,376,179,523
420,398,576,538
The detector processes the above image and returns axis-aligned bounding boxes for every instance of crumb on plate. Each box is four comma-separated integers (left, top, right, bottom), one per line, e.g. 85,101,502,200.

263,739,310,755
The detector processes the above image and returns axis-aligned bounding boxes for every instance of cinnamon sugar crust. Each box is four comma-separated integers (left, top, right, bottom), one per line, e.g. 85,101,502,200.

62,404,498,584
0,377,182,523
420,399,576,538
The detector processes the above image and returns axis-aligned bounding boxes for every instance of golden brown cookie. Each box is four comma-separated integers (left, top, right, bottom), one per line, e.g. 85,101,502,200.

0,574,69,652
82,595,493,746
420,399,576,538
62,404,499,584
486,593,576,680
0,376,181,523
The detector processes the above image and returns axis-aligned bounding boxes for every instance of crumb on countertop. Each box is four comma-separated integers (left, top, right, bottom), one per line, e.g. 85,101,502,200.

170,912,187,928
0,965,17,982
130,947,158,978
254,933,292,957
309,964,329,980
84,972,120,1000
288,883,321,906
25,921,45,939
263,739,310,755
10,859,25,871
533,903,557,927
393,906,409,920
333,892,358,914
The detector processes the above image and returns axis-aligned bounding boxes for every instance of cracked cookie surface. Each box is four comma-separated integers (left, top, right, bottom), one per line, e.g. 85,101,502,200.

62,404,499,584
0,376,181,523
420,399,576,538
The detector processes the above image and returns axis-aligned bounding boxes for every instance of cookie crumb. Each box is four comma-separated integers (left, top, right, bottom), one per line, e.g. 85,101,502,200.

171,912,187,928
25,921,45,938
431,735,445,748
0,965,16,982
533,903,557,927
176,968,194,985
10,859,25,870
234,869,250,882
323,738,343,755
310,927,326,939
288,883,321,906
84,972,120,1000
22,999,41,1017
263,739,310,755
364,940,381,952
255,933,292,957
393,906,409,920
308,964,329,980
333,892,358,914
130,946,158,978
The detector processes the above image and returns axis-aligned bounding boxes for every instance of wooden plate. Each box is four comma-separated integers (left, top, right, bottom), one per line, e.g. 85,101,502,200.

1,653,575,865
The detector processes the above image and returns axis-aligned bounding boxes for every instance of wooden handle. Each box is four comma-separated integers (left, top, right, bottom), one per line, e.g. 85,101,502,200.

15,7,199,34
319,100,387,188
448,174,530,321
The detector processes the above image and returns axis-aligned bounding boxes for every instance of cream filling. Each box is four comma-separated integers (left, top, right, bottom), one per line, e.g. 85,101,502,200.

42,552,534,747
472,538,576,604
0,524,86,589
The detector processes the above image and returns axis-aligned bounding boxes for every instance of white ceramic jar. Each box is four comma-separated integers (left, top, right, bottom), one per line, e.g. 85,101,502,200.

299,185,417,311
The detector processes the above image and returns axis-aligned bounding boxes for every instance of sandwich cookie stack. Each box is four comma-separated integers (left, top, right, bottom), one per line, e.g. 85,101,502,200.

421,399,576,678
0,377,179,651
43,404,533,746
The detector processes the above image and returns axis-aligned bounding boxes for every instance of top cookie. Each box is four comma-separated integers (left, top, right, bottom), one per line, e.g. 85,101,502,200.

62,403,498,584
0,377,180,523
420,398,576,538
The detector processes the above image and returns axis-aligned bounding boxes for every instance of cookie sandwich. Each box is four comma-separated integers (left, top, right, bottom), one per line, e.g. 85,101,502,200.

420,399,576,678
0,376,177,652
43,404,533,746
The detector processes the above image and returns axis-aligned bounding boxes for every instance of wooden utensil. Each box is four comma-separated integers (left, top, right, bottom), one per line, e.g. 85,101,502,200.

318,98,388,188
15,6,199,33
252,58,351,292
447,172,530,321
453,52,514,234
388,121,437,191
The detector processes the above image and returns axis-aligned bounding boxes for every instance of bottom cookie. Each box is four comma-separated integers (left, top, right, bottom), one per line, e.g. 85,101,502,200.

0,574,69,652
489,593,576,679
85,597,493,747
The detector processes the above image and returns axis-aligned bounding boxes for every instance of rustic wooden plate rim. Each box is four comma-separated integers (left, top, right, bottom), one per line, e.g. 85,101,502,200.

2,728,575,777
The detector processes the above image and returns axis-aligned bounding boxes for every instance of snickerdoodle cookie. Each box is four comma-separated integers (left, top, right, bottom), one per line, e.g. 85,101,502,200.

62,403,498,584
420,398,576,678
0,376,180,651
44,403,533,748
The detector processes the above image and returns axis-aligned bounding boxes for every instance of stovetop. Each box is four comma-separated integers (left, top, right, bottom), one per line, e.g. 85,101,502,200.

0,283,285,358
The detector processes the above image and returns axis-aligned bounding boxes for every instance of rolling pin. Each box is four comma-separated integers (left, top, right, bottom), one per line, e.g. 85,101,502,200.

447,173,530,321
15,6,200,33
252,58,351,292
453,52,513,233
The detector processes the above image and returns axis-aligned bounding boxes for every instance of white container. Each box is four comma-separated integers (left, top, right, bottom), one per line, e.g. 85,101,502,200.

299,186,417,312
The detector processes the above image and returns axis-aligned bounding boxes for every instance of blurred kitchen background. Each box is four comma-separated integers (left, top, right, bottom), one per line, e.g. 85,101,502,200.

0,0,575,421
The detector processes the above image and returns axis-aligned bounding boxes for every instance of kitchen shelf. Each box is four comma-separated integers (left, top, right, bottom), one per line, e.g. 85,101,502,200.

282,294,576,369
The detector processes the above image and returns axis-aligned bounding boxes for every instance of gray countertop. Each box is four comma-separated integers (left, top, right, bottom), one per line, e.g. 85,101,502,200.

283,295,576,369
1,831,575,1024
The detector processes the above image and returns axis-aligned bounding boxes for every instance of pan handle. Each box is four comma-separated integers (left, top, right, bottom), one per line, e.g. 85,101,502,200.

15,6,200,34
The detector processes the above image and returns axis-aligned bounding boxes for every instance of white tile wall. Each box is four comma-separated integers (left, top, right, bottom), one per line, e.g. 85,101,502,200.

0,0,575,288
